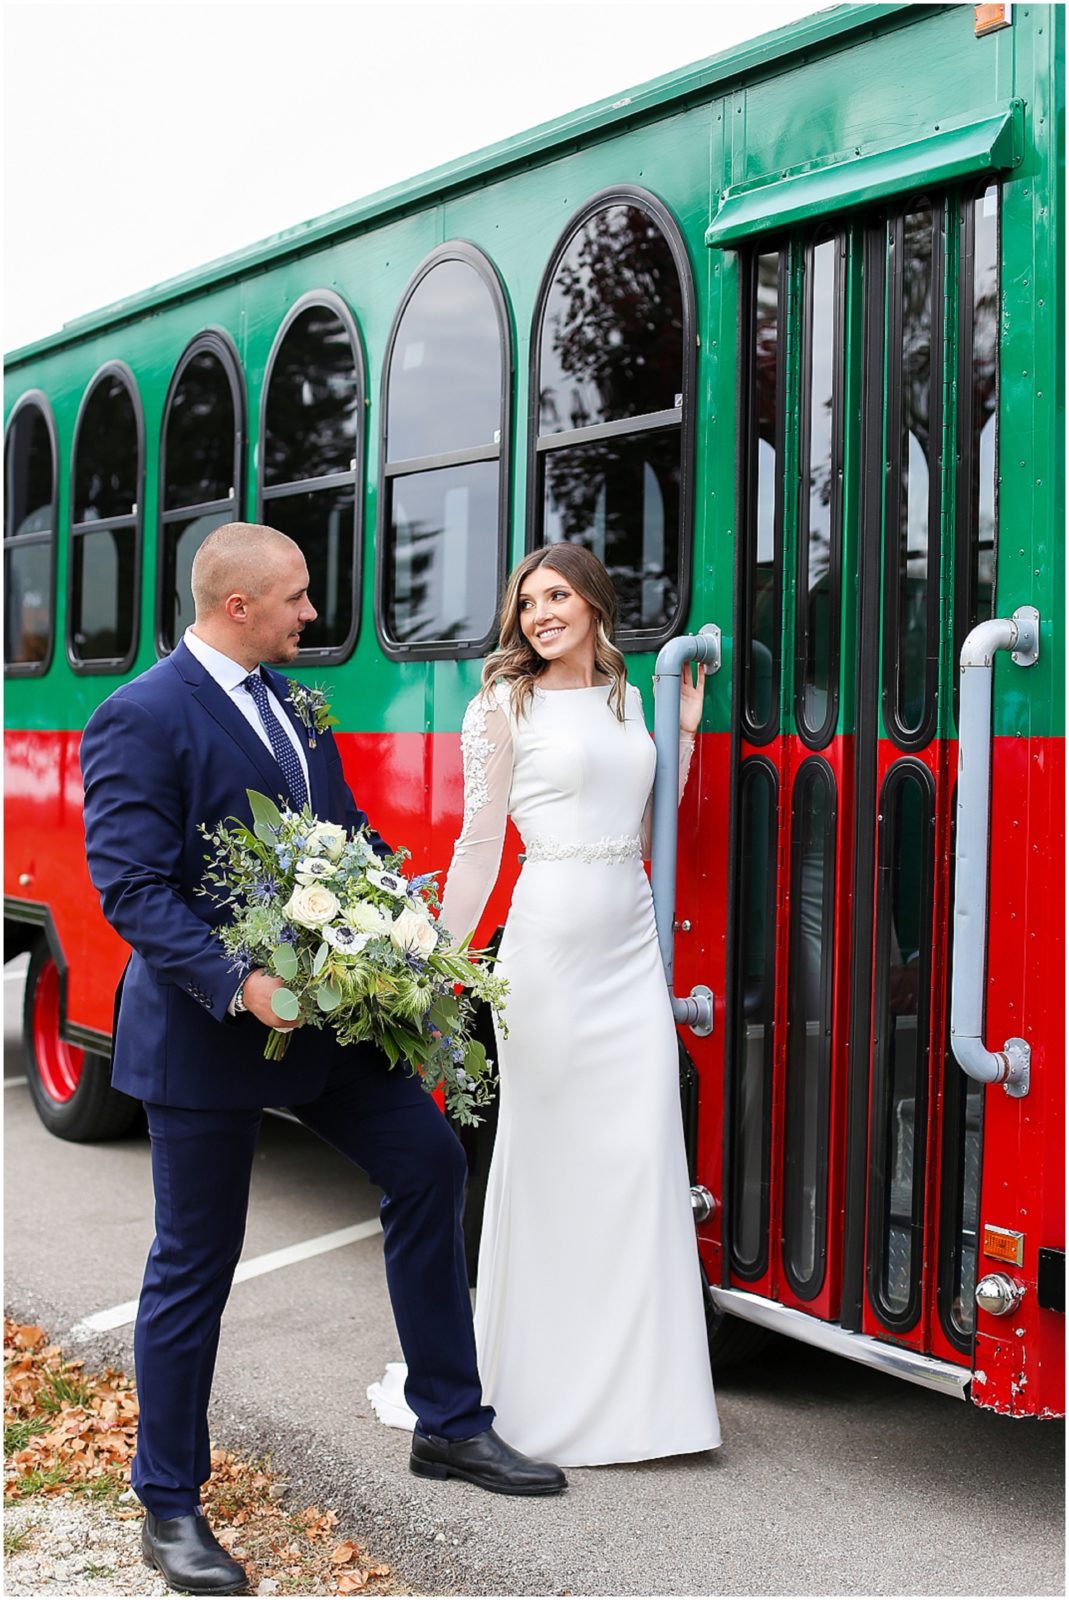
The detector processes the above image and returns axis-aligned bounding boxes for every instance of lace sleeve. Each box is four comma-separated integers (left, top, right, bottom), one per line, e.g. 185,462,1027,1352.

438,690,515,945
636,682,696,859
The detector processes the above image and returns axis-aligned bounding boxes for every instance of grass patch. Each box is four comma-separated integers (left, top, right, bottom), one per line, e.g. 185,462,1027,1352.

4,1520,37,1556
4,1416,49,1455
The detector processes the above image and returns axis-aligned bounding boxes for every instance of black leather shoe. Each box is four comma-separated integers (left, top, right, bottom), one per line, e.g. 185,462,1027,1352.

141,1508,247,1595
410,1426,567,1496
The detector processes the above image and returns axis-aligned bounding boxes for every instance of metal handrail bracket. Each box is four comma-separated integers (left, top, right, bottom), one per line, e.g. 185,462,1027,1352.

950,606,1040,1098
651,625,721,1035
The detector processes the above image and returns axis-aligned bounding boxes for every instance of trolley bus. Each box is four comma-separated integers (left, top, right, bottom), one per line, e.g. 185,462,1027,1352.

5,2,1063,1419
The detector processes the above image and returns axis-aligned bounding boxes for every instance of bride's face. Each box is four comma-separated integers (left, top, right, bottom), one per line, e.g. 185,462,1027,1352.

517,566,596,664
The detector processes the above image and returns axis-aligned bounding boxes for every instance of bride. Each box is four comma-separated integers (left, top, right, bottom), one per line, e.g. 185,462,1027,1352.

371,543,720,1466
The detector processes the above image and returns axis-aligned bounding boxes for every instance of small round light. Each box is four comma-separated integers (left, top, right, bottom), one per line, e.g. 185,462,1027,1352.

975,1272,1026,1316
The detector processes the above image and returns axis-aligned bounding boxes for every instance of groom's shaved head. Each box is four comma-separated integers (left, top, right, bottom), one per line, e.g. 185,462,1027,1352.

191,523,300,616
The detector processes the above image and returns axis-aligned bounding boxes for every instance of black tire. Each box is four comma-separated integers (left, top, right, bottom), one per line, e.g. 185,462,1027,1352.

22,941,139,1142
701,1260,773,1368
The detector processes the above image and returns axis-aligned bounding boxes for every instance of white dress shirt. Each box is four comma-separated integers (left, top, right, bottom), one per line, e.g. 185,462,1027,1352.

183,627,311,795
183,627,312,1015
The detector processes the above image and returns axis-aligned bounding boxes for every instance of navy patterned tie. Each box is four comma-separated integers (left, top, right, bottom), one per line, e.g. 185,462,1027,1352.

243,673,308,811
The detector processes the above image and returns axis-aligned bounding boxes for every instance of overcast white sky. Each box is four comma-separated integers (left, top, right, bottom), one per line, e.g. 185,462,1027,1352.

4,0,826,353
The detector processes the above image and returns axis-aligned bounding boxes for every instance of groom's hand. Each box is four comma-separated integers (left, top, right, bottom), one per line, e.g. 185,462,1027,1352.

242,968,303,1031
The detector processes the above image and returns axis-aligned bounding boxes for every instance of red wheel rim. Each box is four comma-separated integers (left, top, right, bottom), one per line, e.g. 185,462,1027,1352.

32,957,84,1104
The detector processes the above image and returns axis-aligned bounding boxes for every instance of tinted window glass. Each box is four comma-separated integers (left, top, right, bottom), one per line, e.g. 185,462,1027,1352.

746,252,781,732
387,260,502,462
160,509,232,648
264,307,360,487
164,352,236,509
5,403,53,538
542,430,680,632
538,204,683,433
263,483,357,652
74,375,138,523
894,207,936,736
969,185,998,631
731,761,777,1276
4,542,51,664
799,236,841,740
387,462,500,644
871,765,932,1324
71,526,137,661
783,761,835,1298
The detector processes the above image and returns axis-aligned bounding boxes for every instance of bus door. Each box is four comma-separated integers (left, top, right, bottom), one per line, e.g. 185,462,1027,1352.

726,184,1000,1368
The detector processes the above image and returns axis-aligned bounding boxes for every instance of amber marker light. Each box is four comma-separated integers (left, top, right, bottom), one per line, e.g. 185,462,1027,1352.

983,1224,1025,1266
974,3,1012,36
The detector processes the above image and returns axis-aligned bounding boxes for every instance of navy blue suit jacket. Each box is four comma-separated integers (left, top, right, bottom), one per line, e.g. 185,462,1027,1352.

81,640,389,1109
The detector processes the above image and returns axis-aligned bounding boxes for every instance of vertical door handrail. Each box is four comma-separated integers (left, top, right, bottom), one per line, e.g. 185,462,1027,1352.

950,606,1040,1098
651,625,721,1035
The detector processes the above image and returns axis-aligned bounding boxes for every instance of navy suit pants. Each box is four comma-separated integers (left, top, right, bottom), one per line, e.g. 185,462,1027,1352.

132,1045,494,1518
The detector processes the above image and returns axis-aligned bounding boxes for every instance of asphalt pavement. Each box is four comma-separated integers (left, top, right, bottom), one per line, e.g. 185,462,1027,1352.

4,956,1065,1596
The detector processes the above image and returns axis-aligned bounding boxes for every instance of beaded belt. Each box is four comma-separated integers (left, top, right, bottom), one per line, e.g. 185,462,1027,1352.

523,833,642,864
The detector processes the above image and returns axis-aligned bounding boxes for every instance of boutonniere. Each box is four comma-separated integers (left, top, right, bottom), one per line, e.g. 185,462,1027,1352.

285,682,337,750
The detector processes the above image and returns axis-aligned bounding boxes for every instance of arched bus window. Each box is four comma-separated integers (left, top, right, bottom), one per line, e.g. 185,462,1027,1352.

158,331,245,653
529,188,695,647
378,243,510,658
260,293,363,661
4,392,56,674
795,228,846,748
882,198,944,750
69,364,143,672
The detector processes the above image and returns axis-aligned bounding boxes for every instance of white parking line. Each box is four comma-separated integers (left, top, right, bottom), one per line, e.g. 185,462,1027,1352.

68,1217,384,1339
4,1076,28,1089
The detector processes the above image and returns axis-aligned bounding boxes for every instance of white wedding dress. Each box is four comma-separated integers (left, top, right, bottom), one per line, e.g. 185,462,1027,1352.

368,679,720,1464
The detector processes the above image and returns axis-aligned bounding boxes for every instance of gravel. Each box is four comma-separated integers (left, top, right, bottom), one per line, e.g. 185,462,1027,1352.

3,1498,170,1596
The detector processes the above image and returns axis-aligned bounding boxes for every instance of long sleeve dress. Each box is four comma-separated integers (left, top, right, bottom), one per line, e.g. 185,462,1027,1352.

439,679,720,1467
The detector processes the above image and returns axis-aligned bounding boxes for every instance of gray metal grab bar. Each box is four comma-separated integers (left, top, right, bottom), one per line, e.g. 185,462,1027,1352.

651,625,721,1036
949,606,1040,1098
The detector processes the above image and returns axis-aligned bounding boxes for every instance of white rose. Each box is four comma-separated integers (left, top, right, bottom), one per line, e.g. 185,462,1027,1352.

390,907,439,957
345,901,391,935
305,822,347,861
295,855,336,885
322,923,370,954
284,884,340,928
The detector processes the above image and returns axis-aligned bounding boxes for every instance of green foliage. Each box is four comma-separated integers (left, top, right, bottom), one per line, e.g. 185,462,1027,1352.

198,791,505,1122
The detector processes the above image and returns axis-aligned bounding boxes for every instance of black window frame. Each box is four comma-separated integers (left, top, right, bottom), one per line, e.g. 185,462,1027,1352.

155,328,246,657
865,757,936,1333
881,196,944,752
257,289,365,666
376,240,512,662
66,361,144,675
4,389,58,678
794,226,846,751
526,185,696,653
782,754,837,1302
739,246,787,745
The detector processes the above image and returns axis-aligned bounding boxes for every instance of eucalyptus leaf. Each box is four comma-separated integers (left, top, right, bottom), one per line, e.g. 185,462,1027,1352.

317,981,341,1013
312,943,329,976
271,944,299,981
247,790,282,834
270,987,300,1022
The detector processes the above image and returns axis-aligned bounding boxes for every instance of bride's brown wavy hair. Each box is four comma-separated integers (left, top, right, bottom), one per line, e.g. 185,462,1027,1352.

481,544,628,720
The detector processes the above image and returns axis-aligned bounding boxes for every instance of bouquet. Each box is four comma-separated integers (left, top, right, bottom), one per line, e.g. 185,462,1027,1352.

198,790,506,1124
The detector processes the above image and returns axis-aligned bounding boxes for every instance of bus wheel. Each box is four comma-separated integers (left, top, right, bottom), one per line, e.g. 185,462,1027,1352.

700,1261,772,1368
22,942,138,1142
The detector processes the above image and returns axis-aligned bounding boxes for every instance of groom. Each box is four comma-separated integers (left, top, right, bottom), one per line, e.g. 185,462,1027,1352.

81,522,565,1597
